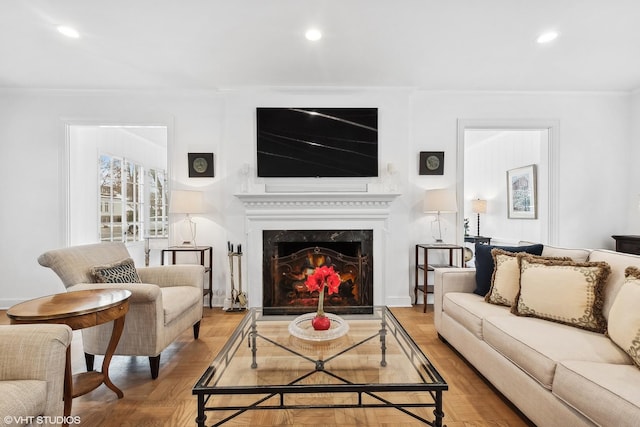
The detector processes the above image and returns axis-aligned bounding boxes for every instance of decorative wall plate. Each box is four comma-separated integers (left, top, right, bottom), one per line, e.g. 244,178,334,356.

188,153,214,177
419,151,444,175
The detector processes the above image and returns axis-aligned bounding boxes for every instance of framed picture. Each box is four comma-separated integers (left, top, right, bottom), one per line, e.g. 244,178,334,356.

188,153,214,178
419,151,444,175
507,164,537,219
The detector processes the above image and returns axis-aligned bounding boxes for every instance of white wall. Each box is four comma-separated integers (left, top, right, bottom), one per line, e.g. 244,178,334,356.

0,88,632,308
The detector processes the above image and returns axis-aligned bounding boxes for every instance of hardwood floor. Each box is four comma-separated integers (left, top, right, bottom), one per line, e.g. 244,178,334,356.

1,306,532,426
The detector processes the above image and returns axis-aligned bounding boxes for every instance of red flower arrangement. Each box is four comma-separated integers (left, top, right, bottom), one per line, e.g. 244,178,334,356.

305,265,341,330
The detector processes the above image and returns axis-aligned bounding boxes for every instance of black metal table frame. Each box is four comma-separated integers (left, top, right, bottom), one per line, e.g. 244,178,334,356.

193,307,447,426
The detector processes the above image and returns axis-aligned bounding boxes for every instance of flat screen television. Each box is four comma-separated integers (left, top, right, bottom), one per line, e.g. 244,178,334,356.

256,107,378,178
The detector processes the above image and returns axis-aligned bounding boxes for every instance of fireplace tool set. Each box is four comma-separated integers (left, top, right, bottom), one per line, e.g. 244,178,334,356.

225,241,247,312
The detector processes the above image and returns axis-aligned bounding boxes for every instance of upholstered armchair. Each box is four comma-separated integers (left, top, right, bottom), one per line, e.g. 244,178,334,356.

0,324,72,426
38,242,204,379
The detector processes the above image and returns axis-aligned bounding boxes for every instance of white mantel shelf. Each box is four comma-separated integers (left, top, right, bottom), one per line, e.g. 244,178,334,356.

235,192,401,209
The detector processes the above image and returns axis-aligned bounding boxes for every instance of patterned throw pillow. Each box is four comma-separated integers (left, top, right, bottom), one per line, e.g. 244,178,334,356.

607,267,640,368
485,249,523,307
511,255,610,333
90,258,141,283
485,250,572,307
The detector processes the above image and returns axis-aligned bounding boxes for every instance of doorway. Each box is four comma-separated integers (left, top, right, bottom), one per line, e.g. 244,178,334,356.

66,125,168,254
456,120,558,247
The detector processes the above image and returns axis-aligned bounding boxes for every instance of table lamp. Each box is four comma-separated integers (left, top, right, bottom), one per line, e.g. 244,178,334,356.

423,189,457,243
471,199,487,237
169,190,204,246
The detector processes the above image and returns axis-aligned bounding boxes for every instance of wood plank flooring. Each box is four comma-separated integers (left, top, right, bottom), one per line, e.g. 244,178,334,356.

1,306,532,426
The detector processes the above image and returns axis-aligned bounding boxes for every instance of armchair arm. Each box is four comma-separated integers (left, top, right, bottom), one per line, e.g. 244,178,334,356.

137,265,204,289
434,268,477,331
67,282,161,303
0,324,72,417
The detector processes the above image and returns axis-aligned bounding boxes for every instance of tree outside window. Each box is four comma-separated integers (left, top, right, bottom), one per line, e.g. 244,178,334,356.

100,154,167,242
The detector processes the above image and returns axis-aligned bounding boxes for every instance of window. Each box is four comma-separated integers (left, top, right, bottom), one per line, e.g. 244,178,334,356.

148,168,168,237
99,154,167,242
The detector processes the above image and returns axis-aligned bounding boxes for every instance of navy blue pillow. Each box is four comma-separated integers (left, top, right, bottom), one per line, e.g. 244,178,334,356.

473,243,543,296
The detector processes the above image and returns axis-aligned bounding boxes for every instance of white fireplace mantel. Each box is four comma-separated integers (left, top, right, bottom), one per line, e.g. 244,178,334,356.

235,191,403,308
235,192,400,219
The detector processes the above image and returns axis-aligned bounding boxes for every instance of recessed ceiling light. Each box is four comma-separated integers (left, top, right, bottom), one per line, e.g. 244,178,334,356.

305,28,322,41
57,25,80,39
537,31,558,44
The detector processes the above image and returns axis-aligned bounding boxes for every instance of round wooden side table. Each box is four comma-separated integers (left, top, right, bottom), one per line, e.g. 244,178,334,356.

7,289,131,423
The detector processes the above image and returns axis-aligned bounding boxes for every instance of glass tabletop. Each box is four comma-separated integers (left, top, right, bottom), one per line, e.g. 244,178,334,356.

193,306,448,426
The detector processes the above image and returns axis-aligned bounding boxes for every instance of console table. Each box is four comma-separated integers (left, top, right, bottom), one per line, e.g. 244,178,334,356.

612,235,640,255
161,246,213,308
414,244,464,313
464,235,491,245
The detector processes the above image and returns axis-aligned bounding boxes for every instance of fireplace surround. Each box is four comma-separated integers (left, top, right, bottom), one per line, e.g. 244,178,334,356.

263,229,373,315
235,191,400,310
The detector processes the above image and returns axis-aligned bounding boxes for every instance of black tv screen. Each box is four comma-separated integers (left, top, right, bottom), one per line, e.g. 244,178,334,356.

256,107,378,178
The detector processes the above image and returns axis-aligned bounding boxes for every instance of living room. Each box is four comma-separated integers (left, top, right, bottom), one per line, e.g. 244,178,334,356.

1,1,640,426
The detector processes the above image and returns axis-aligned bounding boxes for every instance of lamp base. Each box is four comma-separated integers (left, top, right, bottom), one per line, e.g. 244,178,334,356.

177,216,197,247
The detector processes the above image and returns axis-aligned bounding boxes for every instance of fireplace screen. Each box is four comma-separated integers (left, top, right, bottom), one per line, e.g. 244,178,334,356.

266,246,370,315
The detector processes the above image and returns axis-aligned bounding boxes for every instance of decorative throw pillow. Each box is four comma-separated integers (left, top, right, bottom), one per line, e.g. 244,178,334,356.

474,243,543,296
607,267,640,368
485,250,572,307
90,258,141,283
484,248,571,307
484,249,523,306
511,255,610,332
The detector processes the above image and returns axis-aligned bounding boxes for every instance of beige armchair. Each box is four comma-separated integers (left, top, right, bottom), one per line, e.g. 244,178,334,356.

0,324,72,426
38,242,204,379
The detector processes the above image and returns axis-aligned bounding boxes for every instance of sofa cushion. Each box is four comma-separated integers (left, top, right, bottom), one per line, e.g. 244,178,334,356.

162,286,200,325
512,256,610,332
443,292,511,339
553,361,640,426
474,243,543,296
0,380,47,420
607,266,640,368
588,249,640,319
90,258,141,284
483,315,630,389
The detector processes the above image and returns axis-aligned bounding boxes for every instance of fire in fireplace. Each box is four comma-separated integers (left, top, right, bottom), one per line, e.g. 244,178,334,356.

263,230,374,315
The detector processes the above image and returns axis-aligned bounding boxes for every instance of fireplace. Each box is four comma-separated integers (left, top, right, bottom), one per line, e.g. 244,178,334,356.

263,230,373,315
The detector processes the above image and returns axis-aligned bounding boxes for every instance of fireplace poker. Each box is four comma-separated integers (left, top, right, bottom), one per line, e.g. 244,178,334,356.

236,244,247,307
226,242,237,311
226,242,246,311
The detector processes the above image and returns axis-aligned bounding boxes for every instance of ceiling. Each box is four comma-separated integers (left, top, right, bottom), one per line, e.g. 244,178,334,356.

2,0,639,92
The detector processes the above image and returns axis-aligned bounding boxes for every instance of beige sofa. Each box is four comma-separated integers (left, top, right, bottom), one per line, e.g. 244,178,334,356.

0,324,72,427
434,246,640,427
38,242,204,379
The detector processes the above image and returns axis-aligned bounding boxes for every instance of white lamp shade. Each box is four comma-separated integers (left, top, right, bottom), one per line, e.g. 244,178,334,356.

471,199,487,214
169,190,204,214
423,189,457,213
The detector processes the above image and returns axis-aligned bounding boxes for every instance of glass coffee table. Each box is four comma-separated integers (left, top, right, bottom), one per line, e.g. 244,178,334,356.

193,307,447,426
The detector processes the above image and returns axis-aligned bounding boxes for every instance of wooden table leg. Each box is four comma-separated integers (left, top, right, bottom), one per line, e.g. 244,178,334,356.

101,315,126,398
63,346,72,427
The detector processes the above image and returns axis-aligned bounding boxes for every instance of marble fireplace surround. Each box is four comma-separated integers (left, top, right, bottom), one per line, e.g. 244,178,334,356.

235,192,400,309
